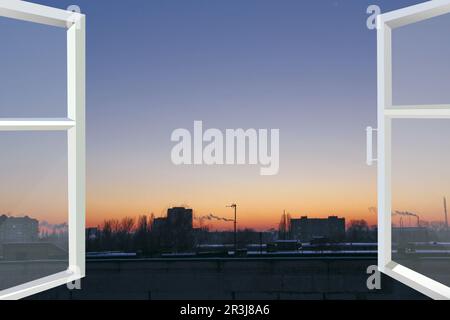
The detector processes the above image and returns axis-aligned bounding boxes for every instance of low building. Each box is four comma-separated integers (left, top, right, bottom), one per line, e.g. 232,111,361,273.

290,216,345,242
0,215,39,243
152,217,168,233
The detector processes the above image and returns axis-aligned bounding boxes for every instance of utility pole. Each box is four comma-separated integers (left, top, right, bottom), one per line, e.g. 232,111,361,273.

227,203,237,254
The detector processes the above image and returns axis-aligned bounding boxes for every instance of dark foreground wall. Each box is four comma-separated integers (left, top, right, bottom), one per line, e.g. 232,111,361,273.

31,257,427,300
0,260,67,292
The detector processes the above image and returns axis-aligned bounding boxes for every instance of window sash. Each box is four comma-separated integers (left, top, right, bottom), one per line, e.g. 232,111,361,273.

0,0,85,300
377,0,450,300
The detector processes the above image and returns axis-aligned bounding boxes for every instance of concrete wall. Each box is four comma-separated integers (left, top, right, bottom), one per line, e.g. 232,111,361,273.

30,257,427,300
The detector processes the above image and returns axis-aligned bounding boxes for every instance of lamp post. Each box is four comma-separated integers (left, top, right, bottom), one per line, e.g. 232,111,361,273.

227,204,237,254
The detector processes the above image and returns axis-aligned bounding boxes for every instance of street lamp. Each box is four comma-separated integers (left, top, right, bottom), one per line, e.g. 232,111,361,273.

227,204,237,254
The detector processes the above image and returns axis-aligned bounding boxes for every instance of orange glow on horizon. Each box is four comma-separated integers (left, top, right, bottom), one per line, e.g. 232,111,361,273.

86,204,379,231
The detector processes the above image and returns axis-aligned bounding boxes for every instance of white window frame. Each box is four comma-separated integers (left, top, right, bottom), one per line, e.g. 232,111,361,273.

0,0,85,300
369,0,450,300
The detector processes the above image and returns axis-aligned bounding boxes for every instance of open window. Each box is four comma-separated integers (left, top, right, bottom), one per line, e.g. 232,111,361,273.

367,0,450,299
0,1,85,300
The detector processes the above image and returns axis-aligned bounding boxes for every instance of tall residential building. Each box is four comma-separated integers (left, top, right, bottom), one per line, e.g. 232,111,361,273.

151,207,193,231
167,207,193,229
151,207,194,251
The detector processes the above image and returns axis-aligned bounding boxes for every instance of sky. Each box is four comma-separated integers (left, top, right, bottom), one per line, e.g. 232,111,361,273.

0,0,448,231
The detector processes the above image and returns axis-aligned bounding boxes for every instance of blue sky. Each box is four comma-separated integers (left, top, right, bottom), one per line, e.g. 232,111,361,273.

2,0,448,229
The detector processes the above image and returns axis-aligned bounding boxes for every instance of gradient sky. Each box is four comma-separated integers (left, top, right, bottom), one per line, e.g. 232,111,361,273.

0,0,448,231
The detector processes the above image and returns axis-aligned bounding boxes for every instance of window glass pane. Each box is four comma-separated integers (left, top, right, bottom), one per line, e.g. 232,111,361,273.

0,132,68,291
0,17,66,118
391,119,450,287
392,12,450,106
